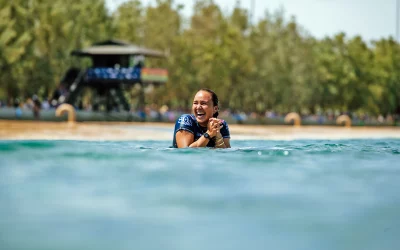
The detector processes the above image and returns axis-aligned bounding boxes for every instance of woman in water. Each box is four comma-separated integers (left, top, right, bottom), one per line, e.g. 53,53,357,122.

172,88,231,148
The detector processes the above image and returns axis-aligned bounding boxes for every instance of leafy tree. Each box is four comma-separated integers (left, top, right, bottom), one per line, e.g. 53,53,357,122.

0,1,32,100
112,0,144,44
1,0,399,119
371,38,400,115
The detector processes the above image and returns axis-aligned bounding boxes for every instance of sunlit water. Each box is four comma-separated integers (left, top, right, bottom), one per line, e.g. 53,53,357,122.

0,139,400,250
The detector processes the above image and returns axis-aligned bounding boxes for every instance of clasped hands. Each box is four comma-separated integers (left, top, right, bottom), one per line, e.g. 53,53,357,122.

206,118,225,146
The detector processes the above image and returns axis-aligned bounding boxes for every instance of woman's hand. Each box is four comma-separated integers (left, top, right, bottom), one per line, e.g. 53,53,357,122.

209,118,229,148
207,118,223,138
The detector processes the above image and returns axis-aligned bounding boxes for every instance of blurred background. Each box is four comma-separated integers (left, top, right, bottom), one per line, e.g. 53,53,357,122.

0,0,399,126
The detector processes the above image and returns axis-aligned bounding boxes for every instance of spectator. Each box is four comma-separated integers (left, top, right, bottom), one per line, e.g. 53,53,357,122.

32,95,41,119
41,98,50,110
14,98,22,119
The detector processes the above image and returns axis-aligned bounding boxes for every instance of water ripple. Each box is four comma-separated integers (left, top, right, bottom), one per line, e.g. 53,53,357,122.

0,139,400,250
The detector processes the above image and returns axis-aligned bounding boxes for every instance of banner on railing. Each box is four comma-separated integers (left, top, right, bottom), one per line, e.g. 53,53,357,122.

86,67,141,81
86,67,168,83
141,68,168,83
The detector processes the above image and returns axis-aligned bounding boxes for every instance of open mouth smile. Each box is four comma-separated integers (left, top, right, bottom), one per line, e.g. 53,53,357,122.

195,111,206,119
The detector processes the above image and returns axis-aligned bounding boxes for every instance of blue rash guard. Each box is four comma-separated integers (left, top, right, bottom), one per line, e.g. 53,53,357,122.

172,114,230,148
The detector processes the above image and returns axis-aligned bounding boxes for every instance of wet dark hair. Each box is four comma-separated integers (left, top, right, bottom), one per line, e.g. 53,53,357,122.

198,88,219,118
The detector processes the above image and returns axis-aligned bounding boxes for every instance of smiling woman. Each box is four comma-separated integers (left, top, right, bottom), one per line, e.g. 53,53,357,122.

172,89,231,148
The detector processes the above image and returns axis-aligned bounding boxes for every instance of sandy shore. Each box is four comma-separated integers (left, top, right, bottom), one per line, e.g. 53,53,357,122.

1,120,399,141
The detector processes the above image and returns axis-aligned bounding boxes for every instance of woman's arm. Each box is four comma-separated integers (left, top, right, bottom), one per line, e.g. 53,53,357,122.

223,138,231,148
213,119,231,148
176,130,212,148
175,130,194,148
214,135,231,148
176,119,222,148
176,130,217,148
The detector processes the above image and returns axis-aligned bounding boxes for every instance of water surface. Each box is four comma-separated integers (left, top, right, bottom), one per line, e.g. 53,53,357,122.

0,139,399,250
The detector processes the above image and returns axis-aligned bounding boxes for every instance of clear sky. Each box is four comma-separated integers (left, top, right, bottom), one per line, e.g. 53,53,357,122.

106,0,398,41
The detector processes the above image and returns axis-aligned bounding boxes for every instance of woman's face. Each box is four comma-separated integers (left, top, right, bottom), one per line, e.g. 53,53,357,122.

192,91,218,126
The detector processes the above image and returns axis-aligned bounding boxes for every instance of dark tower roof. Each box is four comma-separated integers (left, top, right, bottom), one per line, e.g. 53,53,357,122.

92,39,132,46
71,39,166,58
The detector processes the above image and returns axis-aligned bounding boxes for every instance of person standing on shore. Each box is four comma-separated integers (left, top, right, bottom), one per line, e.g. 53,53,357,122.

172,88,231,148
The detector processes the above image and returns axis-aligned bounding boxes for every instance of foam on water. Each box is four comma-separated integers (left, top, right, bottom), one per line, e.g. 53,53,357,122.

0,139,400,250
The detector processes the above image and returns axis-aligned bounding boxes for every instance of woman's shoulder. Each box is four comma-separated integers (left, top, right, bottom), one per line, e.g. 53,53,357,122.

176,114,196,126
177,113,194,118
219,119,230,136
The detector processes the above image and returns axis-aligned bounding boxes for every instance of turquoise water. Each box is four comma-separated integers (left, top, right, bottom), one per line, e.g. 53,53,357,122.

0,139,400,250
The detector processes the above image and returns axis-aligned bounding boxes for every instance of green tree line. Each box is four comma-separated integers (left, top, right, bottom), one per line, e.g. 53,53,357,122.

0,0,399,116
